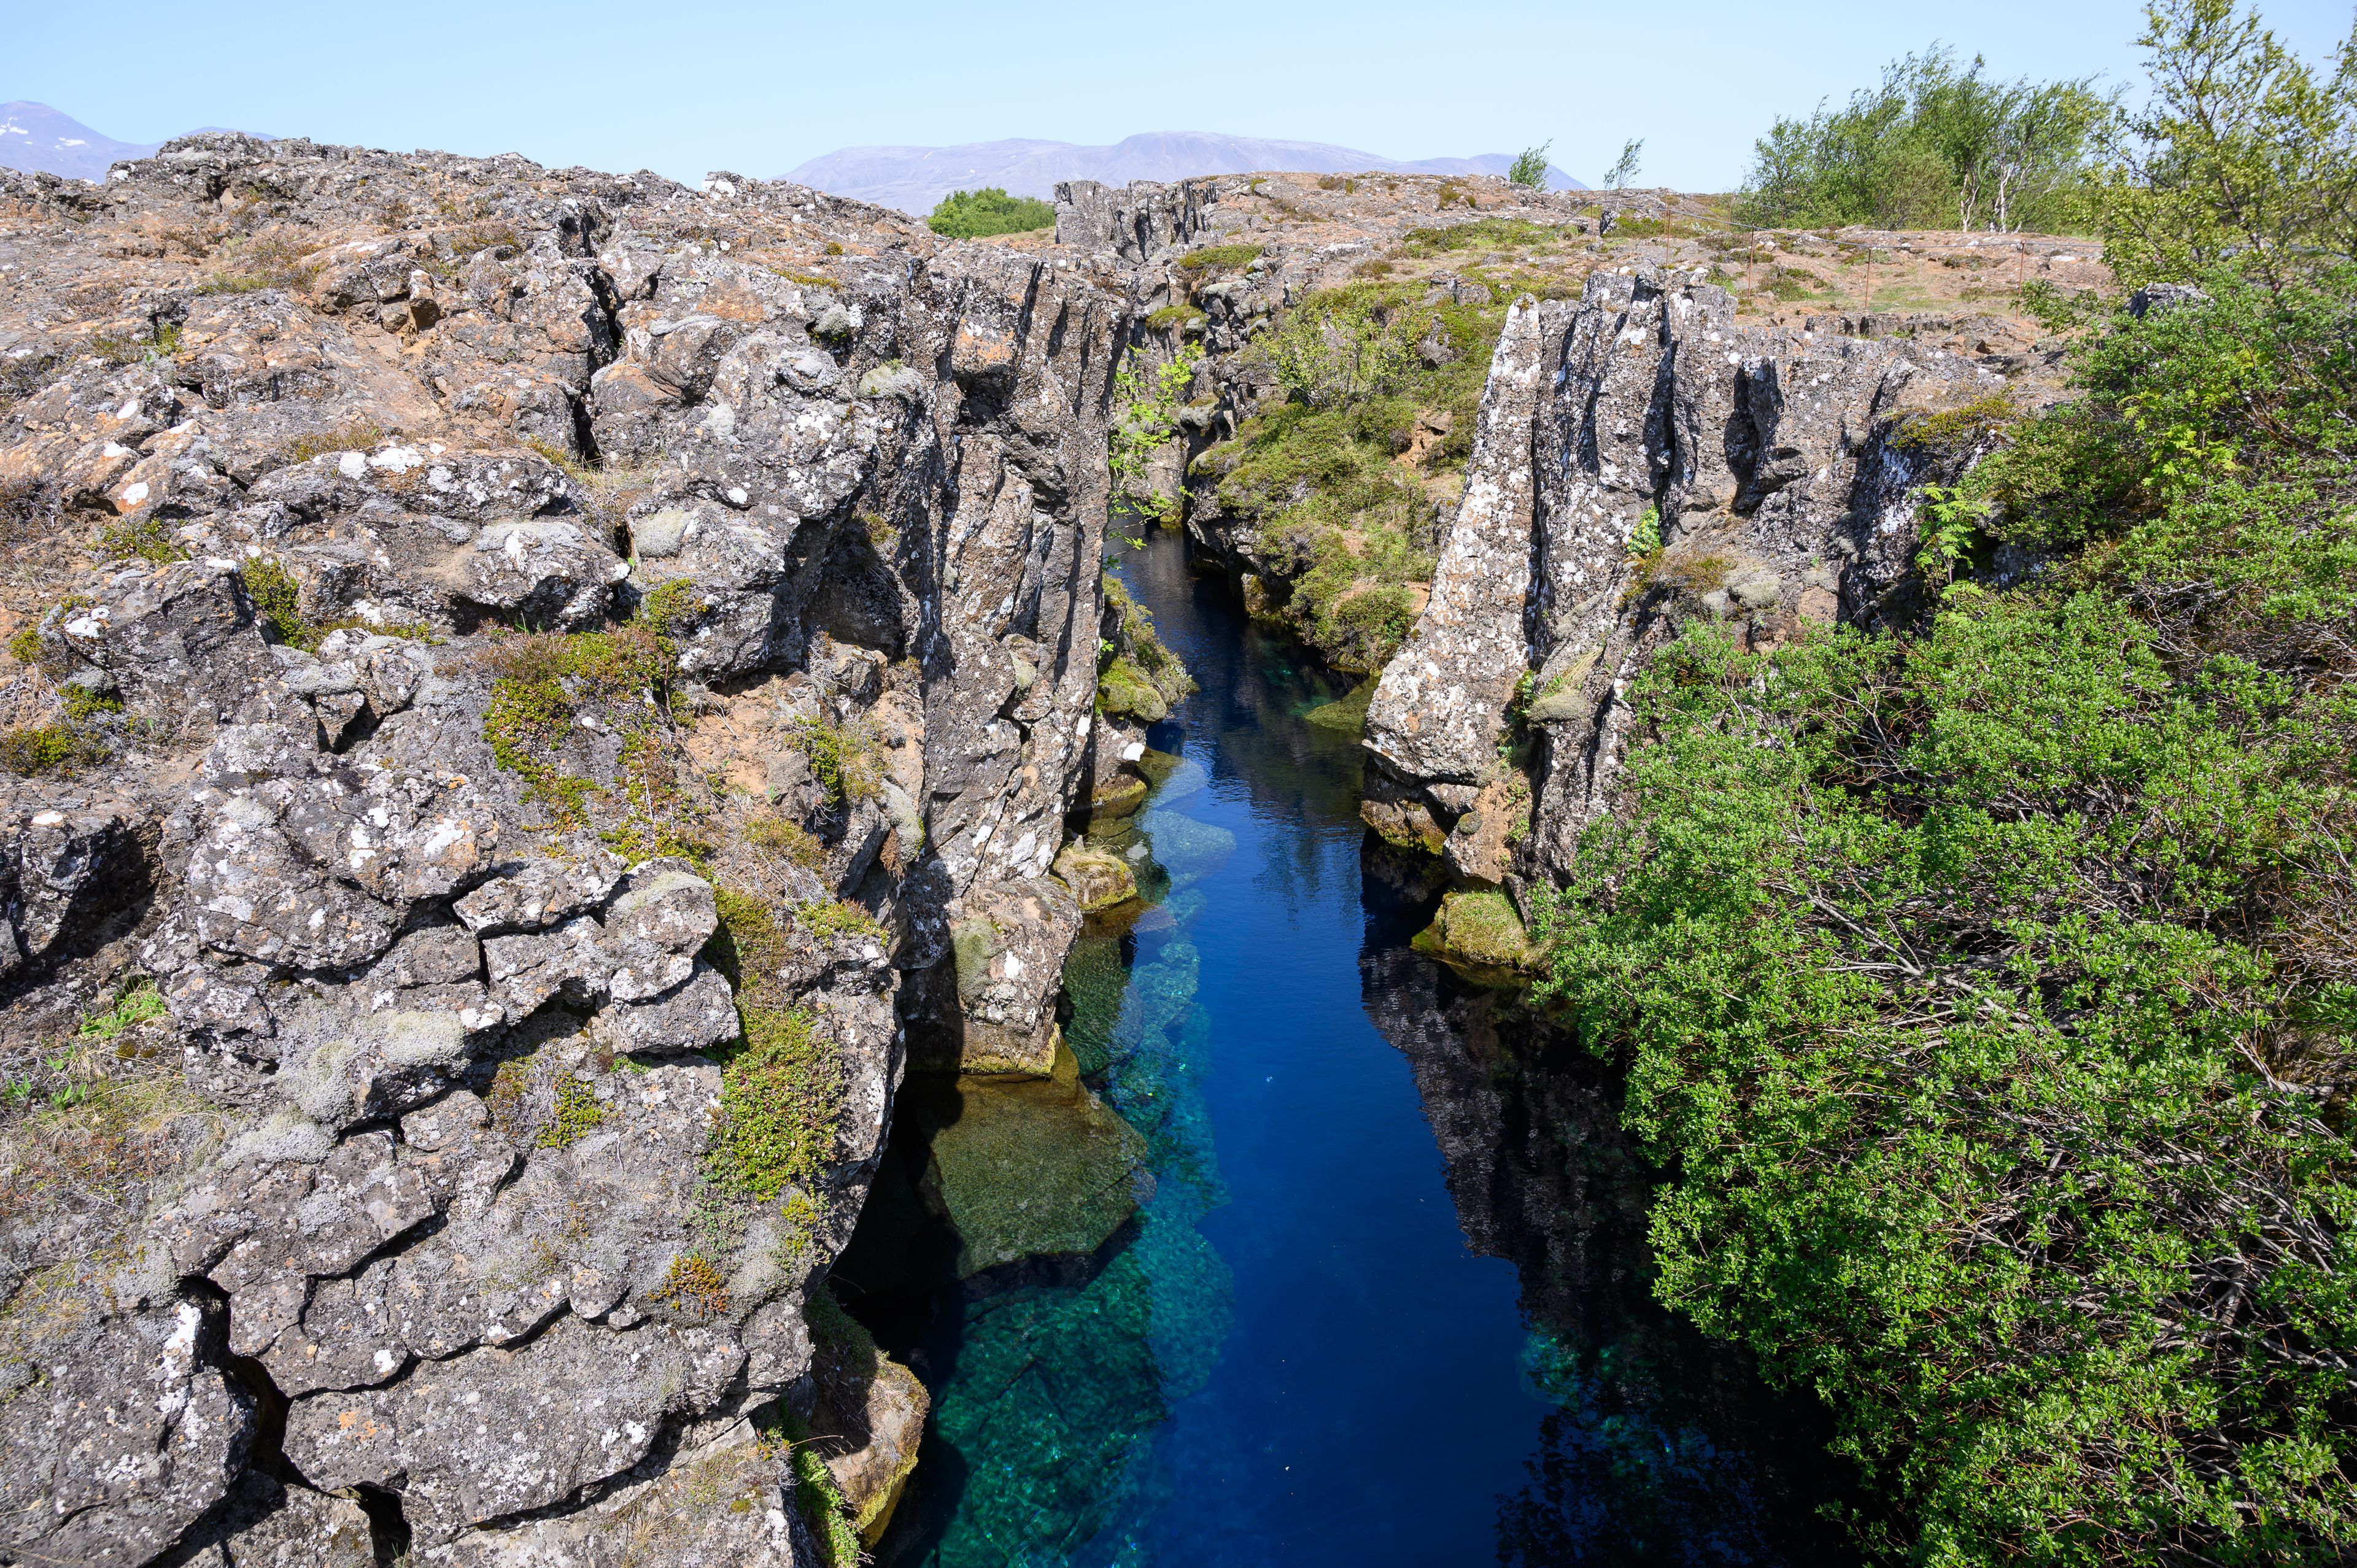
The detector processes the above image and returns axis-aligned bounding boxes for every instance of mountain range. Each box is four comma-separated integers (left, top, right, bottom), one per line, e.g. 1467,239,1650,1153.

2,105,1587,211
0,101,164,180
783,131,1588,214
1,101,267,180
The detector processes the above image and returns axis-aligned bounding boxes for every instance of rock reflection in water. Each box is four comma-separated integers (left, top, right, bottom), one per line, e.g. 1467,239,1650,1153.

1358,919,1849,1566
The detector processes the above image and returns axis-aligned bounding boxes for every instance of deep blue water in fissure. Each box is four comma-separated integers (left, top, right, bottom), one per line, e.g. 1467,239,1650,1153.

841,530,1847,1567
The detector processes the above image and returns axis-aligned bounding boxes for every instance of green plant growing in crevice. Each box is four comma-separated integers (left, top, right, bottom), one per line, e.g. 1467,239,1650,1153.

280,422,387,466
1184,276,1506,668
536,1073,608,1148
78,983,165,1041
747,813,824,868
792,897,884,945
755,1407,861,1567
648,1251,730,1321
783,714,883,806
237,558,314,649
480,593,703,849
703,889,843,1202
1109,344,1204,523
97,516,186,565
1260,294,1414,410
1095,574,1196,719
0,724,106,776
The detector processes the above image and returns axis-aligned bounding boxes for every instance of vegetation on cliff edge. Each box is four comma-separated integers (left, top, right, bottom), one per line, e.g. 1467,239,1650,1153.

1537,6,2357,1563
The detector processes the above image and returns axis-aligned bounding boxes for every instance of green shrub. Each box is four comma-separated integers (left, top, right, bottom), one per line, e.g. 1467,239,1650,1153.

926,187,1055,239
1175,243,1264,272
97,516,186,565
784,715,882,806
1530,250,2357,1565
536,1073,608,1148
236,558,314,649
0,725,104,776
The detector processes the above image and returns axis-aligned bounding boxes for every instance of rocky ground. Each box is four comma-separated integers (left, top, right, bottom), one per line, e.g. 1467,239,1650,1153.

0,133,2103,1566
0,135,1154,1565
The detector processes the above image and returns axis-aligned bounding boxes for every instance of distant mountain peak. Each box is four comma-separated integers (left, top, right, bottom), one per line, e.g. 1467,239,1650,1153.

1,102,272,182
784,131,1587,215
0,102,160,181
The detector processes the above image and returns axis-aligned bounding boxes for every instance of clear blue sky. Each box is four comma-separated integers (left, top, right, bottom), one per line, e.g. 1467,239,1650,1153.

12,0,2354,189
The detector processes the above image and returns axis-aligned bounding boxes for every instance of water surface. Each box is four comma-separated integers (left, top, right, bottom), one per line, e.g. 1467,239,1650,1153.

841,530,1848,1566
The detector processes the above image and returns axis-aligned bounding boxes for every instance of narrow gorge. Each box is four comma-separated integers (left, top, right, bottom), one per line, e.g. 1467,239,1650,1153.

5,42,2355,1565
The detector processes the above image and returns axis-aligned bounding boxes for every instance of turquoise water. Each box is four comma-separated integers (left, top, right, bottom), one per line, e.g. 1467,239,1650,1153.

837,531,1849,1566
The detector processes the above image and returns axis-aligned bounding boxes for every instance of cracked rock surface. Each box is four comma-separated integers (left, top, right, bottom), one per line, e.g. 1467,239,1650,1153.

1,132,1132,1564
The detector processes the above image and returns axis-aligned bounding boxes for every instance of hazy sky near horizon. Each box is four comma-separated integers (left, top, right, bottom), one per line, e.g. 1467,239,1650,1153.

12,0,2355,190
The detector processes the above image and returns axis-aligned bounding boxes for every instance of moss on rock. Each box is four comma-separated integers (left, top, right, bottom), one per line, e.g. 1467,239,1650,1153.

1412,888,1542,976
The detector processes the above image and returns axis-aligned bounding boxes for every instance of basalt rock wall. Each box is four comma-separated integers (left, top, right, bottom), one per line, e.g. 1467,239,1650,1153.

1363,266,2008,893
0,134,1127,1565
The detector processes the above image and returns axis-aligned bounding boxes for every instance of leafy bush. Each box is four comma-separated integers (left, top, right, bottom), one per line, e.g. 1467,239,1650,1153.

1531,172,2357,1566
1509,142,1552,188
236,558,315,649
926,187,1055,239
0,724,106,776
97,516,186,565
1109,345,1203,519
1260,293,1414,409
2098,0,2357,291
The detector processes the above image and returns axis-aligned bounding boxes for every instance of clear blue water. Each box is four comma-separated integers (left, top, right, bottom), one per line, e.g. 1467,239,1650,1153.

839,530,1848,1567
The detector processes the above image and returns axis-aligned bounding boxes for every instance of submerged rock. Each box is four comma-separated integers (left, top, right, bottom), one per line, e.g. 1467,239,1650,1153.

922,1043,1148,1278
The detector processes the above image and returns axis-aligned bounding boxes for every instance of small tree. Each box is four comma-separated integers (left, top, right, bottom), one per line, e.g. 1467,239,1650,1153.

1109,344,1204,523
1507,142,1552,188
2099,0,2357,291
1603,137,1644,188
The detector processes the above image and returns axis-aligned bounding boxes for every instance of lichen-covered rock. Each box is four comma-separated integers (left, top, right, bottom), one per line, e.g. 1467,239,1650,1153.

1413,888,1541,973
1053,843,1138,913
0,132,1125,1565
1362,265,2002,882
286,1313,746,1547
0,1300,256,1567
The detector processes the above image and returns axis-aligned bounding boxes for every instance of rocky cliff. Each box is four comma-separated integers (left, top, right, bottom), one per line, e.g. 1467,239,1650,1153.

0,134,1150,1564
1049,173,2083,930
1362,267,2014,897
